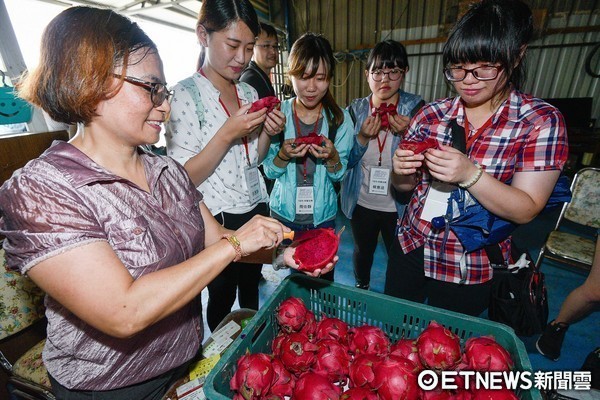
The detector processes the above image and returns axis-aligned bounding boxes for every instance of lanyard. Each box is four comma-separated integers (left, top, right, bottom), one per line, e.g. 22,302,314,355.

369,97,396,166
463,112,494,152
200,69,251,166
293,102,322,183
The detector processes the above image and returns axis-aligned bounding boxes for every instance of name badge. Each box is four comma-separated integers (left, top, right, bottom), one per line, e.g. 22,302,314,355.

244,164,261,204
368,166,390,195
420,181,456,222
296,185,314,215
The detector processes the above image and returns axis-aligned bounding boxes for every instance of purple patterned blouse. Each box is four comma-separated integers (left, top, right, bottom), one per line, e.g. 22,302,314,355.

0,142,205,390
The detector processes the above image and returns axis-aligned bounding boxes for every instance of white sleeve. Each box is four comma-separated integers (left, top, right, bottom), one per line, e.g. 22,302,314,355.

165,84,203,166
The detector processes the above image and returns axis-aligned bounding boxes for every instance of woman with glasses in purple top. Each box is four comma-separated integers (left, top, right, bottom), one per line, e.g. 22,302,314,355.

0,7,330,400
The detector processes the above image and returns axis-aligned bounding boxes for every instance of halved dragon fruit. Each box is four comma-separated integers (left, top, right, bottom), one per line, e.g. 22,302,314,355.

371,102,397,129
292,228,340,273
294,132,325,145
248,96,281,113
398,137,440,154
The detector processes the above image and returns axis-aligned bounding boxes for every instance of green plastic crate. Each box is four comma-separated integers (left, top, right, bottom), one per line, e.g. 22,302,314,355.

205,274,542,399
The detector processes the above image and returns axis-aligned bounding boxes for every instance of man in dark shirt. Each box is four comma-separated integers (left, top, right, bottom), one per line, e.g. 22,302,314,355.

240,22,278,98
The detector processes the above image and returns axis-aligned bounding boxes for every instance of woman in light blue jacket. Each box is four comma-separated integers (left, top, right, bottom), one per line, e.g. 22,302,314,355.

341,40,424,289
262,33,353,281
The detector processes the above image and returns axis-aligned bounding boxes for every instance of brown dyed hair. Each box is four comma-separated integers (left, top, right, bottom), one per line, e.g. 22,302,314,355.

18,6,156,125
287,33,344,128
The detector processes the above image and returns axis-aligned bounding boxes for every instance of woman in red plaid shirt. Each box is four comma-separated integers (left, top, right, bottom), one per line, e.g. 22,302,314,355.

387,0,568,316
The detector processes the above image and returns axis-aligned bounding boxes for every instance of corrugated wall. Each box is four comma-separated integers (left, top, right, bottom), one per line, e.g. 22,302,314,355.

277,0,600,127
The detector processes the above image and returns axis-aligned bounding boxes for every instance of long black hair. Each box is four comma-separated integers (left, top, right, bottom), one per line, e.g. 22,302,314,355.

443,0,533,91
196,0,260,70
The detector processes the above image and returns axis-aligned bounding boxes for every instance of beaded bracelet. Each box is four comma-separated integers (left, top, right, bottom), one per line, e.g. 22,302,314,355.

222,234,244,262
458,163,483,189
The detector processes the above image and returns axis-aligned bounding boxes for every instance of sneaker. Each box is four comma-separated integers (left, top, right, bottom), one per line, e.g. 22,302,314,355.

536,320,569,361
580,347,600,390
355,282,370,290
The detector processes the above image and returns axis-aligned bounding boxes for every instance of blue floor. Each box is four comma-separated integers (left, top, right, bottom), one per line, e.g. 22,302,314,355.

249,207,599,375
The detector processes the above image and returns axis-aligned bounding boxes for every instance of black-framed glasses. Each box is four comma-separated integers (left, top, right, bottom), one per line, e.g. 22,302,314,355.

255,43,280,51
443,65,502,82
112,74,173,107
370,68,405,82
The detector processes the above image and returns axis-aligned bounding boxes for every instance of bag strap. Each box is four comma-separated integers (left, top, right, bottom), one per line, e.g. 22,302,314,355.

179,77,205,127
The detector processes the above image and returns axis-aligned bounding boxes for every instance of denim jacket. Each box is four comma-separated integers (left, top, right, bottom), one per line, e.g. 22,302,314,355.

262,99,354,225
340,90,424,219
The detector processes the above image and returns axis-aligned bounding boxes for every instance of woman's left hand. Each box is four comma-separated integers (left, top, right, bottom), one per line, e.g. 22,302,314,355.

308,136,336,160
282,249,338,277
387,113,411,134
261,108,286,137
424,144,478,184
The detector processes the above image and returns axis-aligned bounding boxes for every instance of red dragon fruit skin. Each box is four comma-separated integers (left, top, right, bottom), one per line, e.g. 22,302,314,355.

267,358,295,399
390,338,424,371
278,332,319,375
316,316,350,344
464,336,514,372
348,325,391,357
416,321,462,371
248,95,280,113
340,386,380,399
230,352,274,400
313,339,352,385
348,354,382,388
299,309,318,340
276,297,309,333
293,372,343,400
371,356,420,400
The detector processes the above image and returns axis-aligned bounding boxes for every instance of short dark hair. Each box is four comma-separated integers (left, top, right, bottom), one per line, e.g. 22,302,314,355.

259,22,277,39
443,0,533,90
197,0,260,68
18,6,156,125
366,40,409,72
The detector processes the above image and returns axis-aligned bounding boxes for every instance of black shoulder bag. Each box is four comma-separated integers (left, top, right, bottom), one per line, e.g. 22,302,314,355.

449,119,548,336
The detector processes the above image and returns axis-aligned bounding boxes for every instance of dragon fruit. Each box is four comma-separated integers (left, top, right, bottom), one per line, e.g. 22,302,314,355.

464,337,514,372
371,102,397,129
292,228,340,272
249,96,281,113
316,316,350,344
267,358,295,399
299,310,318,340
313,339,351,384
271,332,287,357
416,321,462,371
398,137,440,154
470,387,518,400
348,354,381,388
278,332,319,375
341,387,380,399
293,372,343,400
276,297,309,333
371,356,420,400
348,325,391,357
390,338,423,371
230,352,274,399
295,132,325,145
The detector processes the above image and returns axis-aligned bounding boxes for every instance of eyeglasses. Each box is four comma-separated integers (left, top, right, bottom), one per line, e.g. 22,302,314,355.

443,65,502,82
112,74,173,107
255,44,280,51
370,69,405,82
